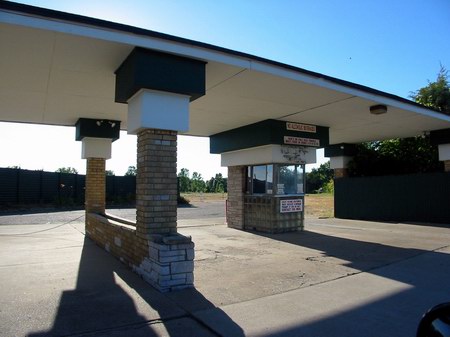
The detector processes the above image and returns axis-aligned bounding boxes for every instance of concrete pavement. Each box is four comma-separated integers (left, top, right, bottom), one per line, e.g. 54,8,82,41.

1,203,449,336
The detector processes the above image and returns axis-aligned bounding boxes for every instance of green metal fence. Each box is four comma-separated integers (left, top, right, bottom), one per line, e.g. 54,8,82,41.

0,168,135,206
334,172,450,224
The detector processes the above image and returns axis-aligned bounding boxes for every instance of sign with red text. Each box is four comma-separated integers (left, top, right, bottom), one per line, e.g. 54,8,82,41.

280,199,303,213
286,122,317,133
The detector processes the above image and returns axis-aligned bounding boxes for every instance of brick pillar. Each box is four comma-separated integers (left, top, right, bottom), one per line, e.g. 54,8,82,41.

134,128,194,292
136,129,178,238
85,158,106,214
334,168,348,179
227,166,246,229
445,160,450,172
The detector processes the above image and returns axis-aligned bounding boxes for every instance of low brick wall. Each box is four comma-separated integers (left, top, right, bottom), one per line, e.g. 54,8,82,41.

244,195,303,233
86,213,147,267
86,213,194,292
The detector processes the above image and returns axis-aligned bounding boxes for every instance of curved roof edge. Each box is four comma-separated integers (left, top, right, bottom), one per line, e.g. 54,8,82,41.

0,1,446,118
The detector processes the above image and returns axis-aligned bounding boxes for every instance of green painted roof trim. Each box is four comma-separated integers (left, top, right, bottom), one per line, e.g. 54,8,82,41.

210,119,329,154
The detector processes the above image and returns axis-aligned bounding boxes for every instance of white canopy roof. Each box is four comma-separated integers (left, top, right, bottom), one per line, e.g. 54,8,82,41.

1,2,449,144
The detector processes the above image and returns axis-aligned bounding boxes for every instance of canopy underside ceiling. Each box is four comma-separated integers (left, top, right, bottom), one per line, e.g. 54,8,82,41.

1,8,449,146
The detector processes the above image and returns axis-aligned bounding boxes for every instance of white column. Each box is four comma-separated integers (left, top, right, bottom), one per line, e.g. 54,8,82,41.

329,156,352,170
127,89,190,135
81,137,112,159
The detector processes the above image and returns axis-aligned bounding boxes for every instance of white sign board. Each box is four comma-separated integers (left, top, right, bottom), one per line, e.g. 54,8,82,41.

277,183,284,194
286,122,317,133
284,136,320,147
280,199,303,213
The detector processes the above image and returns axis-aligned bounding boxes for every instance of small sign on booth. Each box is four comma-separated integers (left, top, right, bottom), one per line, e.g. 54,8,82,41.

284,136,320,147
280,199,303,213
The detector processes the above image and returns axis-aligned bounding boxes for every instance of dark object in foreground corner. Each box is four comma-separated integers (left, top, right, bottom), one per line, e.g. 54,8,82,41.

417,302,450,337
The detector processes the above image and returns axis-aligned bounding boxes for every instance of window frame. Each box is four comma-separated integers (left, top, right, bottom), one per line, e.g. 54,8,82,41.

276,164,305,196
246,163,304,196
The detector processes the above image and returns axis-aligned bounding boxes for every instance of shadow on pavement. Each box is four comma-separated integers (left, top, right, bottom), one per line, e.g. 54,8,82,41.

261,249,450,337
257,229,425,271
28,237,243,337
243,229,450,337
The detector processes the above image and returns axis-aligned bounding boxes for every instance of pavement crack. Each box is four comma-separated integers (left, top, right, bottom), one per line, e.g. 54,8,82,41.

61,315,189,336
215,245,450,311
0,215,84,236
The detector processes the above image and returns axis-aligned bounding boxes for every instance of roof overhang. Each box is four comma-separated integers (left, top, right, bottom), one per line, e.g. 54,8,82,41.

1,1,449,145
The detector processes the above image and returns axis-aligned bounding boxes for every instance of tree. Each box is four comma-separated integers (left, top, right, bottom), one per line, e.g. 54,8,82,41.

105,170,115,176
124,166,137,176
178,168,191,193
410,66,450,115
206,173,227,193
56,167,78,174
306,161,333,193
190,172,206,192
348,138,441,176
348,67,448,176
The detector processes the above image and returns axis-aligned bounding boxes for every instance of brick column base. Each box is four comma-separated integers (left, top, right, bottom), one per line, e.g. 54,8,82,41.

85,158,106,214
227,166,246,229
445,160,450,172
135,233,194,292
334,168,348,179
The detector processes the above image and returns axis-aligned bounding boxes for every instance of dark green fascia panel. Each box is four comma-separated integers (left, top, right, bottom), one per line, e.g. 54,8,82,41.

324,143,357,157
210,119,329,154
115,47,206,103
430,128,450,146
75,118,121,142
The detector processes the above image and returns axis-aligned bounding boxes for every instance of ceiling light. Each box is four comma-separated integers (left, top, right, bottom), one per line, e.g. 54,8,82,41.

370,104,388,115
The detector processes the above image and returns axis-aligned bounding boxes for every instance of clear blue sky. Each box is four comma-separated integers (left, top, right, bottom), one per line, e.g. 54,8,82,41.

1,0,449,177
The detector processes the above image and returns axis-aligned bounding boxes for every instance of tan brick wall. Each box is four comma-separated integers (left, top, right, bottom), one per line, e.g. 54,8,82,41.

86,213,148,267
85,158,106,214
227,166,246,229
445,160,450,172
86,213,194,292
136,129,178,238
334,168,348,179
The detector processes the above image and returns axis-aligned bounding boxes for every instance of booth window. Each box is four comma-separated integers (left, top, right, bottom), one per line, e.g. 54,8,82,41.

277,164,304,195
247,165,273,194
246,164,303,195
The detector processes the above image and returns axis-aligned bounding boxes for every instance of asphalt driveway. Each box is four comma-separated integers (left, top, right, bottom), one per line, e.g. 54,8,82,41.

0,202,449,336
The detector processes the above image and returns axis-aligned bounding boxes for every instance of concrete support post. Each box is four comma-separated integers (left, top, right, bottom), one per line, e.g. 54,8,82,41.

437,144,450,172
134,128,194,292
330,156,352,179
333,168,349,179
227,166,246,229
445,160,450,172
430,130,450,172
85,158,106,214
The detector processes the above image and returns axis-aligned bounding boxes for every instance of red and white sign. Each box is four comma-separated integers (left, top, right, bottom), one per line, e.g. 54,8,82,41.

284,136,320,147
286,122,317,133
280,199,303,213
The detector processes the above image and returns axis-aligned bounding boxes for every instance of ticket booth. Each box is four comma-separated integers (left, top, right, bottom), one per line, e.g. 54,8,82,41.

211,119,329,233
244,163,305,232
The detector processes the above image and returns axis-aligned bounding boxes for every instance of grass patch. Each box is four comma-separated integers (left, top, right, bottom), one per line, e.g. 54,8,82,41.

180,192,334,218
180,192,228,202
305,193,334,218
